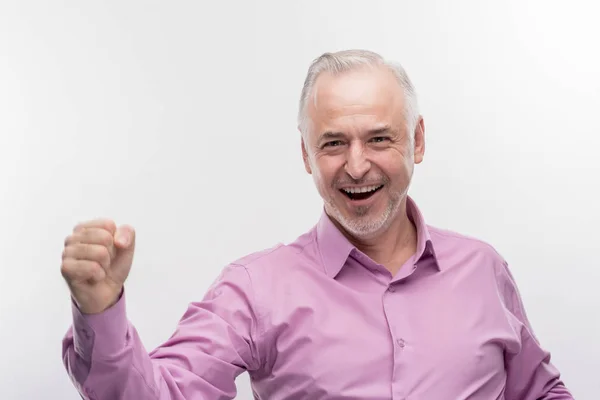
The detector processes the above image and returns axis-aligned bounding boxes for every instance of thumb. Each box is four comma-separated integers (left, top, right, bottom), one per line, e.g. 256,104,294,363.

114,225,135,250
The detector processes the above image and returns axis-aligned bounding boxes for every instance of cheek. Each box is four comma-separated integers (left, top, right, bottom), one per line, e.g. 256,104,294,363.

313,157,342,186
380,155,413,184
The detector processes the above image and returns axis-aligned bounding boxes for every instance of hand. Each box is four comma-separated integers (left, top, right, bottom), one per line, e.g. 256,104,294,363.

61,219,136,314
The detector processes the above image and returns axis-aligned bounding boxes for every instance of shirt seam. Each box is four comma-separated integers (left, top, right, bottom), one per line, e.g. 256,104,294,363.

428,227,505,260
491,260,521,347
229,263,268,372
228,237,317,372
312,227,331,276
131,355,160,398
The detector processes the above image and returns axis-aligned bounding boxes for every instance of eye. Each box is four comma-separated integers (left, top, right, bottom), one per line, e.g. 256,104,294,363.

323,140,344,148
370,136,389,143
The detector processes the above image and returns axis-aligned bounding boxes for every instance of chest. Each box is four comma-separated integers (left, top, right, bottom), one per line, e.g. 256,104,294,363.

251,272,517,399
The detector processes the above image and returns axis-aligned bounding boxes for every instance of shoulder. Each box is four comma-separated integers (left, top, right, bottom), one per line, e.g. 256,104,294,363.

208,229,319,319
427,224,509,276
426,224,524,307
204,228,316,297
428,224,505,257
225,228,319,279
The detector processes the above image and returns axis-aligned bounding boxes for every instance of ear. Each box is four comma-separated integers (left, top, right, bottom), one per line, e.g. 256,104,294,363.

301,136,312,174
413,116,425,164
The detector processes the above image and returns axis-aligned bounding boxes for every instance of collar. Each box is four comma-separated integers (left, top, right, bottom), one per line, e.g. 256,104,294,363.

315,196,440,278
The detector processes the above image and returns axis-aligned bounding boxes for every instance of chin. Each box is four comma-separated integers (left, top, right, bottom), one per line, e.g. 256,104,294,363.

328,203,393,239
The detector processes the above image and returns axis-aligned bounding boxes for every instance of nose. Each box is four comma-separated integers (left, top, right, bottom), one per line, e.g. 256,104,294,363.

344,142,371,180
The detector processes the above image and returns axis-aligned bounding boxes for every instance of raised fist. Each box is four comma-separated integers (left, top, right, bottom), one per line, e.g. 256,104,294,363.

61,219,136,314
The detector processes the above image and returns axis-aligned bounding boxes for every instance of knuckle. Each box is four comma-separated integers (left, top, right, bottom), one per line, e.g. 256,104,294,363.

83,243,96,257
60,258,75,277
97,246,111,266
105,219,117,232
91,263,105,281
62,245,74,259
74,219,116,236
64,234,77,247
95,219,116,233
80,228,99,244
94,261,104,273
73,221,87,232
67,243,86,260
78,243,91,259
99,230,114,247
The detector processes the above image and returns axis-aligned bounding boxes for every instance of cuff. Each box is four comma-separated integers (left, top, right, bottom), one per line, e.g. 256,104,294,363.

71,288,129,359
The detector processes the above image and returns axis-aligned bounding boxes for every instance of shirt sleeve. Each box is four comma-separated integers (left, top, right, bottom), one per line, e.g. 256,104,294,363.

495,259,574,400
62,263,264,400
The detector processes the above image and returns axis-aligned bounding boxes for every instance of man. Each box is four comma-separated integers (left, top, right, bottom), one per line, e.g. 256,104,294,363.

61,50,573,399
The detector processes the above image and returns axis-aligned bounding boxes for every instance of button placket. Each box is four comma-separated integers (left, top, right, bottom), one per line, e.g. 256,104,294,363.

384,281,408,400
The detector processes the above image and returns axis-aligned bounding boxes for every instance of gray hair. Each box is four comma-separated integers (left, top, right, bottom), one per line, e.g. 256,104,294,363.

297,49,419,140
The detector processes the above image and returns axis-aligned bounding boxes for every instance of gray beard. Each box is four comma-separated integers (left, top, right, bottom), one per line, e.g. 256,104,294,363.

325,187,406,240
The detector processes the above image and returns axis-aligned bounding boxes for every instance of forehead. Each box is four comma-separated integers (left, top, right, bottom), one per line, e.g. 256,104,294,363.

307,66,405,135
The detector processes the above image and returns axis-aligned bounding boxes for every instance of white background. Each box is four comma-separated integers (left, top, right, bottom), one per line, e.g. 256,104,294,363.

1,1,598,399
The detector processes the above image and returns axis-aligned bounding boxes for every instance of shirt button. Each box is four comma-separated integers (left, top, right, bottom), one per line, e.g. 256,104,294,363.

397,338,405,348
388,286,396,292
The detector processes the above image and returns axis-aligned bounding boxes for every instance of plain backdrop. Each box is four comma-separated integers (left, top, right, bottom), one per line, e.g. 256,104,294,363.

1,1,598,399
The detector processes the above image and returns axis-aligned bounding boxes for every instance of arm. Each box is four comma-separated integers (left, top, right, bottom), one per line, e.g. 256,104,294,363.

495,259,573,400
62,264,264,400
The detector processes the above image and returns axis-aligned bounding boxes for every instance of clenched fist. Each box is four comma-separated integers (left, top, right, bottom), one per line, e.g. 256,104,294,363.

61,219,136,314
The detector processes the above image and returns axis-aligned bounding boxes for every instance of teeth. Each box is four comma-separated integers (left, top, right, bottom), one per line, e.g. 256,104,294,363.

342,185,382,194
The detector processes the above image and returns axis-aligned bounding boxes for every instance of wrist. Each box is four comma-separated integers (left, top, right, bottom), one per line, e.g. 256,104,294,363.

73,286,124,315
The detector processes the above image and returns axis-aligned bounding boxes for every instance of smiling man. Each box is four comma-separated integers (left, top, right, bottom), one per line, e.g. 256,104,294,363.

61,50,573,399
299,59,423,278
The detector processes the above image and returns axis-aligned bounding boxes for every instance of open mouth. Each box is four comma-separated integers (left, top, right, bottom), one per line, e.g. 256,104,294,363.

340,185,384,201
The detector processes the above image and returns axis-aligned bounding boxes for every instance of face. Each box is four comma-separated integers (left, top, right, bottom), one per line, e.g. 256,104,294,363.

301,66,425,240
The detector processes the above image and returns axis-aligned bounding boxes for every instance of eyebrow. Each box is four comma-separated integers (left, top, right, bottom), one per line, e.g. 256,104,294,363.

318,131,346,141
368,126,392,135
318,125,393,141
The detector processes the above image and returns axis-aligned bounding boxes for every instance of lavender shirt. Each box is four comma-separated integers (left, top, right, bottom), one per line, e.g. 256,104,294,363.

62,197,572,399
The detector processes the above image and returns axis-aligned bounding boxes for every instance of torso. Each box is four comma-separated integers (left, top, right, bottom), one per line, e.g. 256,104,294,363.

244,237,516,400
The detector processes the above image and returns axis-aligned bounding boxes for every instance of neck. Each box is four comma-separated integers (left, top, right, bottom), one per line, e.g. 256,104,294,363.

337,199,418,275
